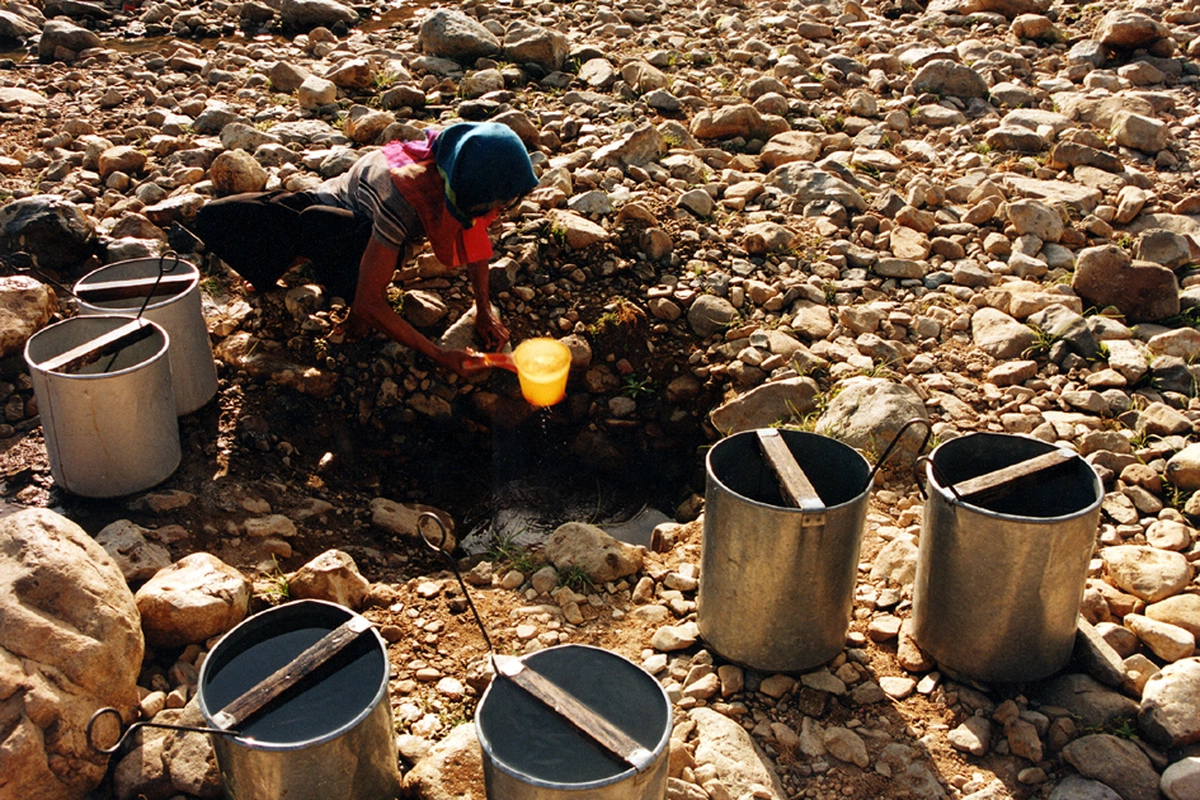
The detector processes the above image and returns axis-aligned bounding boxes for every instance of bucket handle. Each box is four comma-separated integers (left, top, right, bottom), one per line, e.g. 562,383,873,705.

417,511,494,653
865,418,933,487
913,455,958,501
86,706,242,756
2,250,187,311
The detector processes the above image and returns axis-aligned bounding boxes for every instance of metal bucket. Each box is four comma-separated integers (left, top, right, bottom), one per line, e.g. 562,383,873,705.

698,429,872,672
476,644,671,800
196,600,401,800
75,256,218,415
913,432,1103,683
24,315,180,498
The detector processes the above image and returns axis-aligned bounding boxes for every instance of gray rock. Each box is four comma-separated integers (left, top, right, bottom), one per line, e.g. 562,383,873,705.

134,552,250,648
1112,111,1171,154
544,521,642,583
984,126,1046,153
1073,245,1180,323
279,0,356,30
592,124,666,169
1139,658,1200,747
404,723,485,800
37,18,101,60
368,498,456,551
0,508,144,800
418,9,501,62
1136,229,1192,270
503,20,568,70
0,86,46,111
1026,304,1100,360
1048,775,1121,800
95,520,173,585
690,707,786,800
1101,545,1192,603
972,307,1038,359
815,378,928,465
1146,594,1200,639
0,9,38,40
0,195,95,273
768,164,868,212
687,294,739,337
948,715,992,756
874,743,946,798
870,536,919,587
1007,199,1064,242
708,377,821,434
910,59,989,98
298,74,337,109
1161,757,1200,800
1035,674,1140,728
209,149,268,195
287,549,371,610
1062,734,1161,800
0,275,55,360
1095,9,1172,50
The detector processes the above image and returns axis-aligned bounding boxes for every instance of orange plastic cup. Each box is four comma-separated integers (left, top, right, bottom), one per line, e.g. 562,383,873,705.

512,338,571,407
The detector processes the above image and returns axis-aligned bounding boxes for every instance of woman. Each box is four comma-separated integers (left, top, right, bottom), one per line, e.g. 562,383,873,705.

194,122,539,376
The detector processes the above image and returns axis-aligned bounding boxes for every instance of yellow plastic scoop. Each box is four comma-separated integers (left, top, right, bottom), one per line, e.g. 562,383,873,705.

478,338,571,407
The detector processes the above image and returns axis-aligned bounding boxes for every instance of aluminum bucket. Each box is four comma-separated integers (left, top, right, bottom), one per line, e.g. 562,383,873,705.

913,432,1103,683
698,429,872,672
476,644,671,800
24,315,180,498
196,600,401,800
75,256,218,415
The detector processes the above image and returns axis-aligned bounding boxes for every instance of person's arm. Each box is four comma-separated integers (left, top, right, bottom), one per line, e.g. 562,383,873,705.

349,237,489,376
467,257,510,351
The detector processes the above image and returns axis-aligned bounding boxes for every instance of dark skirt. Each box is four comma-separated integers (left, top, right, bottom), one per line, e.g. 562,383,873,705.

193,191,373,301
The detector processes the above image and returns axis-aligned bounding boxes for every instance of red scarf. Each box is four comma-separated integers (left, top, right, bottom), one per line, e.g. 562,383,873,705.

384,135,498,268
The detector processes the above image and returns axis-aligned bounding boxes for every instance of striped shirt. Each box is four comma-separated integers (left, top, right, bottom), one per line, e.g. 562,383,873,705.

309,149,419,250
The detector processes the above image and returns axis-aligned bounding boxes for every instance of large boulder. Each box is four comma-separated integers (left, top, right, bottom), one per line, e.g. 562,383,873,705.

709,377,821,434
814,377,929,466
417,9,501,62
1072,244,1180,323
0,508,144,800
502,20,568,70
287,549,371,610
0,195,96,274
37,19,100,61
278,0,356,30
0,275,55,359
134,553,251,648
543,522,643,583
0,9,39,41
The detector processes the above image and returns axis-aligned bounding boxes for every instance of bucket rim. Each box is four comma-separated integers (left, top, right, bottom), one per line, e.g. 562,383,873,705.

475,643,672,790
705,428,873,514
924,431,1103,522
74,257,200,313
195,599,390,752
24,314,172,379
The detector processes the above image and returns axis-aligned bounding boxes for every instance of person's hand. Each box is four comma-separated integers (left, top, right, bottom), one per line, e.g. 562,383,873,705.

474,307,510,351
439,348,496,378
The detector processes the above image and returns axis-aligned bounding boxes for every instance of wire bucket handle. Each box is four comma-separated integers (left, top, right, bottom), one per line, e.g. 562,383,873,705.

86,706,241,756
3,251,188,315
417,511,494,653
865,418,933,486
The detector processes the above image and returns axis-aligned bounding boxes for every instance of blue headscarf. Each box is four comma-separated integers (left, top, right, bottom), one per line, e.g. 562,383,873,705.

433,122,538,228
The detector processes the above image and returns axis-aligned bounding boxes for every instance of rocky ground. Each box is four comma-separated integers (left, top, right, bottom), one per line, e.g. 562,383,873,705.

2,0,1200,798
